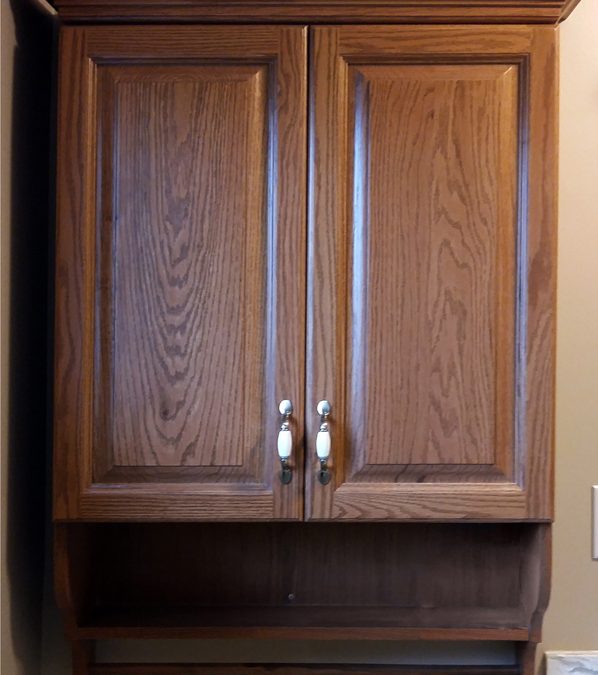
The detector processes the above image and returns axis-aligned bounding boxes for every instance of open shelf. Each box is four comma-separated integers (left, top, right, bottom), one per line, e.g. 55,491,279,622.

57,522,547,643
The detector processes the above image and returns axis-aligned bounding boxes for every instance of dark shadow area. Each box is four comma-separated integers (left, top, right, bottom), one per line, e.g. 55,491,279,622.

6,0,56,670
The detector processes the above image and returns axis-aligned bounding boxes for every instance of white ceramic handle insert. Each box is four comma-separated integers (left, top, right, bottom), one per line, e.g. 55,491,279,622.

316,428,331,460
277,428,292,460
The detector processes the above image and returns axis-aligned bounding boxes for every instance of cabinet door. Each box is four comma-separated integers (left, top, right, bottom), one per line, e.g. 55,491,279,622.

308,26,556,520
54,26,307,520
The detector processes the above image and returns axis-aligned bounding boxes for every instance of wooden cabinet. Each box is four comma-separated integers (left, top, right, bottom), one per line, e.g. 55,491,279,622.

54,26,307,521
50,2,579,674
55,24,556,523
306,26,556,521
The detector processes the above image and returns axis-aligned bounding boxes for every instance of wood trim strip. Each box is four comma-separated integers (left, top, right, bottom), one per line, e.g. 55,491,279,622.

51,0,579,25
54,26,94,520
89,666,521,675
326,487,529,521
335,25,534,53
524,27,557,519
74,626,529,640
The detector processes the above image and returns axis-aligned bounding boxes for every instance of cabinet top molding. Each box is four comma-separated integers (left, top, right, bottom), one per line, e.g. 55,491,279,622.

52,0,581,24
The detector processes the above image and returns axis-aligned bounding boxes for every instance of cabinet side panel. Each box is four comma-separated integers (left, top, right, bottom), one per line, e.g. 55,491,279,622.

525,28,557,519
54,27,95,519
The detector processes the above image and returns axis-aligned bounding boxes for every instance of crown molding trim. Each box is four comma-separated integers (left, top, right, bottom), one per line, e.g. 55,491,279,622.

51,0,583,24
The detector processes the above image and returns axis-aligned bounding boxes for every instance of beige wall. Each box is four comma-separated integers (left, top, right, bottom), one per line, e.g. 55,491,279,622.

540,0,598,655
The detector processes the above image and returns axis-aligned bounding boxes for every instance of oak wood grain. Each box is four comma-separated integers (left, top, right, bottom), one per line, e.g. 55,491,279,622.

90,523,529,609
350,63,516,476
53,16,559,669
524,28,557,519
50,0,582,25
336,26,534,54
307,25,556,521
54,27,94,521
54,25,307,521
103,64,267,471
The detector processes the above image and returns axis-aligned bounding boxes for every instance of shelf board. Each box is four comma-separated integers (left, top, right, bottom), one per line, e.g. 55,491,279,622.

89,666,521,675
76,606,529,641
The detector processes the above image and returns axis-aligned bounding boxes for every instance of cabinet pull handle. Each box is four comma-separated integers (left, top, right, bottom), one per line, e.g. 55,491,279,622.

277,400,293,484
316,400,332,485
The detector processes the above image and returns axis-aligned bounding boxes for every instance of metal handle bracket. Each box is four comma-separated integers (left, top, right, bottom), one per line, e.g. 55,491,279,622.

316,400,332,485
278,400,293,484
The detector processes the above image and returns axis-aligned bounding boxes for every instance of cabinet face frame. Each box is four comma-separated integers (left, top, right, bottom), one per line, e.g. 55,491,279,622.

306,25,557,521
53,25,308,521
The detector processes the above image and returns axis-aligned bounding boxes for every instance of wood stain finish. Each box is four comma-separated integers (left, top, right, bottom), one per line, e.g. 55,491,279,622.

49,2,569,673
306,26,556,521
54,25,307,520
52,0,581,24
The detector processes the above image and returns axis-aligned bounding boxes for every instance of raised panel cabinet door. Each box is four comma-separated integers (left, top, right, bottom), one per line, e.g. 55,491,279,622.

54,25,307,520
307,26,557,520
